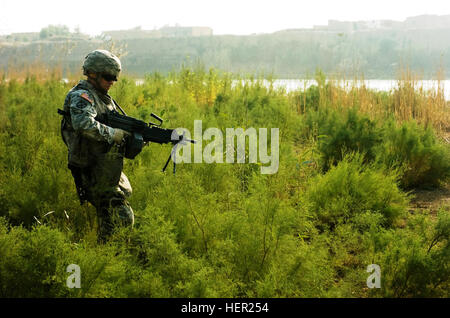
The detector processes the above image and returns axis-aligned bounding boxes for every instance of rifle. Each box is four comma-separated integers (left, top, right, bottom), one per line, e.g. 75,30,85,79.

58,107,195,174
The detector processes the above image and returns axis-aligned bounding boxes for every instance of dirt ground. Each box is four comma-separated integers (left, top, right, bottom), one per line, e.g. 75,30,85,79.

408,182,450,216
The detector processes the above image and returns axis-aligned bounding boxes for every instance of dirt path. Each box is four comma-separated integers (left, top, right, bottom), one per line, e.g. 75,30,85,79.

408,182,450,216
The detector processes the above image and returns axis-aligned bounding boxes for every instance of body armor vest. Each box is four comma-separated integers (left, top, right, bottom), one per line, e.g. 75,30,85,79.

61,80,119,167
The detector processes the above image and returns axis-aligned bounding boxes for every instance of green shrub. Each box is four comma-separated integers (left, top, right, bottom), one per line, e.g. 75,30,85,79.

376,120,450,189
0,219,71,297
301,108,449,190
301,154,408,229
302,108,382,171
366,208,450,297
294,84,321,113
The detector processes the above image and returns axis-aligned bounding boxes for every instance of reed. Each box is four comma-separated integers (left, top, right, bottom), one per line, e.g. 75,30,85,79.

293,66,450,136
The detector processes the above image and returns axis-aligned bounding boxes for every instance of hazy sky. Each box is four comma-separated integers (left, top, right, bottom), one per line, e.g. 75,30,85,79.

1,0,449,36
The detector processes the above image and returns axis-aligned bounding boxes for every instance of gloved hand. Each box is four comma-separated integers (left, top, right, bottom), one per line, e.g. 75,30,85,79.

112,128,130,144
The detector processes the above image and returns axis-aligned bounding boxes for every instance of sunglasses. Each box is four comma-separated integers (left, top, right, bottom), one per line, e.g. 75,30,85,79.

101,74,118,82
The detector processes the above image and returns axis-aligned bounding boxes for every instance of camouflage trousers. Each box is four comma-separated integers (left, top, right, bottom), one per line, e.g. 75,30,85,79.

77,146,134,242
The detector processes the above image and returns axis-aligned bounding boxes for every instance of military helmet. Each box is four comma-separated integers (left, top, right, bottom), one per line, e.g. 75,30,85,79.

82,49,121,76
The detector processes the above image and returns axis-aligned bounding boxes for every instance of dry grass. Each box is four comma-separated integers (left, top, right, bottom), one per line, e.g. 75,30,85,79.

0,62,64,84
308,67,450,137
390,67,449,135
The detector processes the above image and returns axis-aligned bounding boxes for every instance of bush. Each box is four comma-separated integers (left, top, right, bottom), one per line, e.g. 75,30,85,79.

301,108,449,190
301,108,381,171
0,219,71,297
376,120,450,189
366,208,450,297
301,154,408,229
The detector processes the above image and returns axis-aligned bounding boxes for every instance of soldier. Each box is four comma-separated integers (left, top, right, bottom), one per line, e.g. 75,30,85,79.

60,49,134,243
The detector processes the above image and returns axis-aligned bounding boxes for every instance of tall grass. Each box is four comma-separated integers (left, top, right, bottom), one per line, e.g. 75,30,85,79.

291,67,449,136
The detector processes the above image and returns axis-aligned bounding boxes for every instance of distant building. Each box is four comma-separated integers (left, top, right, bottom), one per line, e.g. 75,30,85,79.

404,15,450,29
160,26,212,37
327,19,398,32
311,15,450,33
102,26,160,40
379,20,403,29
327,20,354,33
102,25,213,40
313,25,328,31
191,27,213,37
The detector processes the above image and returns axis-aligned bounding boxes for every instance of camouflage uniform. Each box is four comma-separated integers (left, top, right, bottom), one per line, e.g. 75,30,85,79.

60,52,134,242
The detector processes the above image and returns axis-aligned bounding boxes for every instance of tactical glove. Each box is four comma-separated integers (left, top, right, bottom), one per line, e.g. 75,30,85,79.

112,128,130,144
